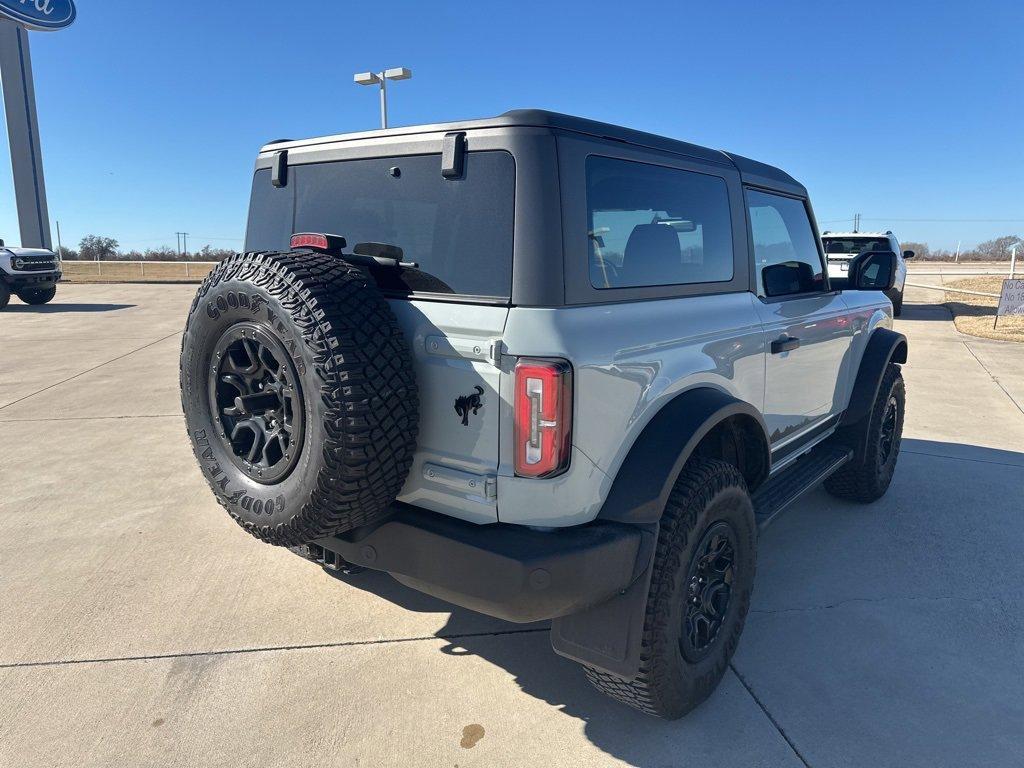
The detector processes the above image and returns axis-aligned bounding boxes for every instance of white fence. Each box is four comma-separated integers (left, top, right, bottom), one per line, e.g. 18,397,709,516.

62,260,218,282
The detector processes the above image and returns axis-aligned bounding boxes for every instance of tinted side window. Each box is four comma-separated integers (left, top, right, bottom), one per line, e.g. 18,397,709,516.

746,189,826,298
247,151,515,299
586,156,733,289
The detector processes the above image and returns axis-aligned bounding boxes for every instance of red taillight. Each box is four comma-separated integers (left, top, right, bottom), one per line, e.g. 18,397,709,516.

514,358,573,478
290,233,347,253
291,233,328,250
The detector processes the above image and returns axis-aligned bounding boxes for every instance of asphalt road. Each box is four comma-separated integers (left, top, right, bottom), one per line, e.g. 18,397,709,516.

2,283,1022,768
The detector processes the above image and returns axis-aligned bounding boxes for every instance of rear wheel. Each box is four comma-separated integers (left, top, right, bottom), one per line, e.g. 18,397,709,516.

825,364,904,502
180,250,419,545
584,458,756,719
17,286,56,305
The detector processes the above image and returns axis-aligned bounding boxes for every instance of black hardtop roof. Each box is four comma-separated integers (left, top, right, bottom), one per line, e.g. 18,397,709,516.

265,109,806,196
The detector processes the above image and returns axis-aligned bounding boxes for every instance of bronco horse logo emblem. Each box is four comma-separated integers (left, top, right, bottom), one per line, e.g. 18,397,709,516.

454,386,485,426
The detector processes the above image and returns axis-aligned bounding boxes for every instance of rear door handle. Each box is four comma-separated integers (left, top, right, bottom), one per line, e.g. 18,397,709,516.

771,335,800,354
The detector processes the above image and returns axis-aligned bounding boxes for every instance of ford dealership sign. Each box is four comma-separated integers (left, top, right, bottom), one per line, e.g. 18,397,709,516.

0,0,76,31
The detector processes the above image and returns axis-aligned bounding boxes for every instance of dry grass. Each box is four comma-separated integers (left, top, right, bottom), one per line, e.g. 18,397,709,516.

62,261,214,283
944,276,1024,342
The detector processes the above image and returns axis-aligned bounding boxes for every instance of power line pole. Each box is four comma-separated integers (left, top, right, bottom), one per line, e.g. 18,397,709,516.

182,232,189,258
853,213,861,232
55,219,63,256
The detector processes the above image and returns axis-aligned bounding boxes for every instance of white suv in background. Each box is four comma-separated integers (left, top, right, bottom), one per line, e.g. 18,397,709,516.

822,231,912,315
0,239,62,309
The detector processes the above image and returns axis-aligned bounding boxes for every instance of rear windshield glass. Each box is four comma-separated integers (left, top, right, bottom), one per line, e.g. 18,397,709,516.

244,151,515,299
823,237,891,256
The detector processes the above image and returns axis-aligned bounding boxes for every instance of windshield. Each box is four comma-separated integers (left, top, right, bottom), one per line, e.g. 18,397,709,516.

823,237,891,256
245,151,515,299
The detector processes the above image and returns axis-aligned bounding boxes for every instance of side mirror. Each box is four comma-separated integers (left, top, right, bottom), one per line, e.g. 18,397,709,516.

903,250,915,259
849,250,897,291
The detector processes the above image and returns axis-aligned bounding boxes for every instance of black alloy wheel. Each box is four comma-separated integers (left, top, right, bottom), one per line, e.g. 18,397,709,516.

208,322,304,484
681,521,737,661
878,395,899,466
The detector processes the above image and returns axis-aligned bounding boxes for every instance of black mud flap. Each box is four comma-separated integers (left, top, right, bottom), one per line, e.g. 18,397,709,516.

549,525,657,680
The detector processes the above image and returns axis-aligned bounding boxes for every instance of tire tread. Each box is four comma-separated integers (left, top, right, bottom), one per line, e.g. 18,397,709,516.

584,458,752,718
180,250,418,546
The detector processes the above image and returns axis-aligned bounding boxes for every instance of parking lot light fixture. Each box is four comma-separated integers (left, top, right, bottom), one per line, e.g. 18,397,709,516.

354,67,413,129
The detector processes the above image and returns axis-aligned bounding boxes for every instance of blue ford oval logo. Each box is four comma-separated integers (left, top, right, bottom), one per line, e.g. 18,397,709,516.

0,0,76,31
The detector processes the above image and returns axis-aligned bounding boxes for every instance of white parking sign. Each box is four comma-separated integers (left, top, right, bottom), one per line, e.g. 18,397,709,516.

997,279,1024,318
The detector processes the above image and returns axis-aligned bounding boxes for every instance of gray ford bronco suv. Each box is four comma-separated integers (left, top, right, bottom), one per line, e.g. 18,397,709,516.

180,110,907,719
0,239,61,309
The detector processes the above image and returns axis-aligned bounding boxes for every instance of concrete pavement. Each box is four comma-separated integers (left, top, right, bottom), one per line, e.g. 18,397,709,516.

1,283,1022,768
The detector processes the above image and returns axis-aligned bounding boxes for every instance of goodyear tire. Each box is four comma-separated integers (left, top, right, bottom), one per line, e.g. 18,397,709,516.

0,282,10,310
180,251,418,546
825,363,904,502
585,458,756,719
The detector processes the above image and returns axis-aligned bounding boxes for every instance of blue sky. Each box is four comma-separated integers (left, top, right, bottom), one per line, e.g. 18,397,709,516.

1,0,1022,253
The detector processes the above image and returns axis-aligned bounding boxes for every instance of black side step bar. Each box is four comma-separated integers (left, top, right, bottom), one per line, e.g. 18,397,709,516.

752,444,853,531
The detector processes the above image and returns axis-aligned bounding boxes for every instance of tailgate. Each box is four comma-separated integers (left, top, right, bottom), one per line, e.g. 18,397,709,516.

388,299,509,523
827,256,853,279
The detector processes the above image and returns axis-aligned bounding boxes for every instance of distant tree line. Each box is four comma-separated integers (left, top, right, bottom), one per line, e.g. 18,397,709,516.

900,234,1021,262
58,235,237,262
54,232,1021,264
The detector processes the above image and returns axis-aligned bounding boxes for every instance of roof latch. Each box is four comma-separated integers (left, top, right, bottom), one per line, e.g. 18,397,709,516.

441,132,466,179
272,150,288,188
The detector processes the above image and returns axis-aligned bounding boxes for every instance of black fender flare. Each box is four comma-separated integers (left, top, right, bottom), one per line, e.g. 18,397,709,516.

597,387,771,525
841,327,908,427
551,387,770,679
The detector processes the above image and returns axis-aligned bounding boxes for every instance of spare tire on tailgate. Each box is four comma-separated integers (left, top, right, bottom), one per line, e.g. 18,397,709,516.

179,250,419,545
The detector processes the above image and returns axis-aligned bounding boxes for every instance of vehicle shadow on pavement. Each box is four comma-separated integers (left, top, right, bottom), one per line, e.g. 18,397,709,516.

898,301,954,321
327,568,785,765
321,439,1024,765
901,437,1024,467
738,438,1024,768
4,303,135,313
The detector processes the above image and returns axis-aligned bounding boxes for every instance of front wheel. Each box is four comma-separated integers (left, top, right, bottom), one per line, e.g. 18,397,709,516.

892,293,904,317
17,286,57,305
584,458,756,719
0,282,10,310
825,363,904,502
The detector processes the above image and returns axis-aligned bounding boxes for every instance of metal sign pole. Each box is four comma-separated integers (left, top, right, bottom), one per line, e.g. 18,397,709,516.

0,18,52,249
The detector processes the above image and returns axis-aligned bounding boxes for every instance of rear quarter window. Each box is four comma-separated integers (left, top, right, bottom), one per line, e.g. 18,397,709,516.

586,156,734,289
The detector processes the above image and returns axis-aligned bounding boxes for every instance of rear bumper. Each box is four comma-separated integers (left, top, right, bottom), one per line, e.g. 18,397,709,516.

2,270,60,289
315,504,644,623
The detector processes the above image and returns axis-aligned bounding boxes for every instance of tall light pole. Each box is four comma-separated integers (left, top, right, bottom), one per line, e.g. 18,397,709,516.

353,68,412,129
